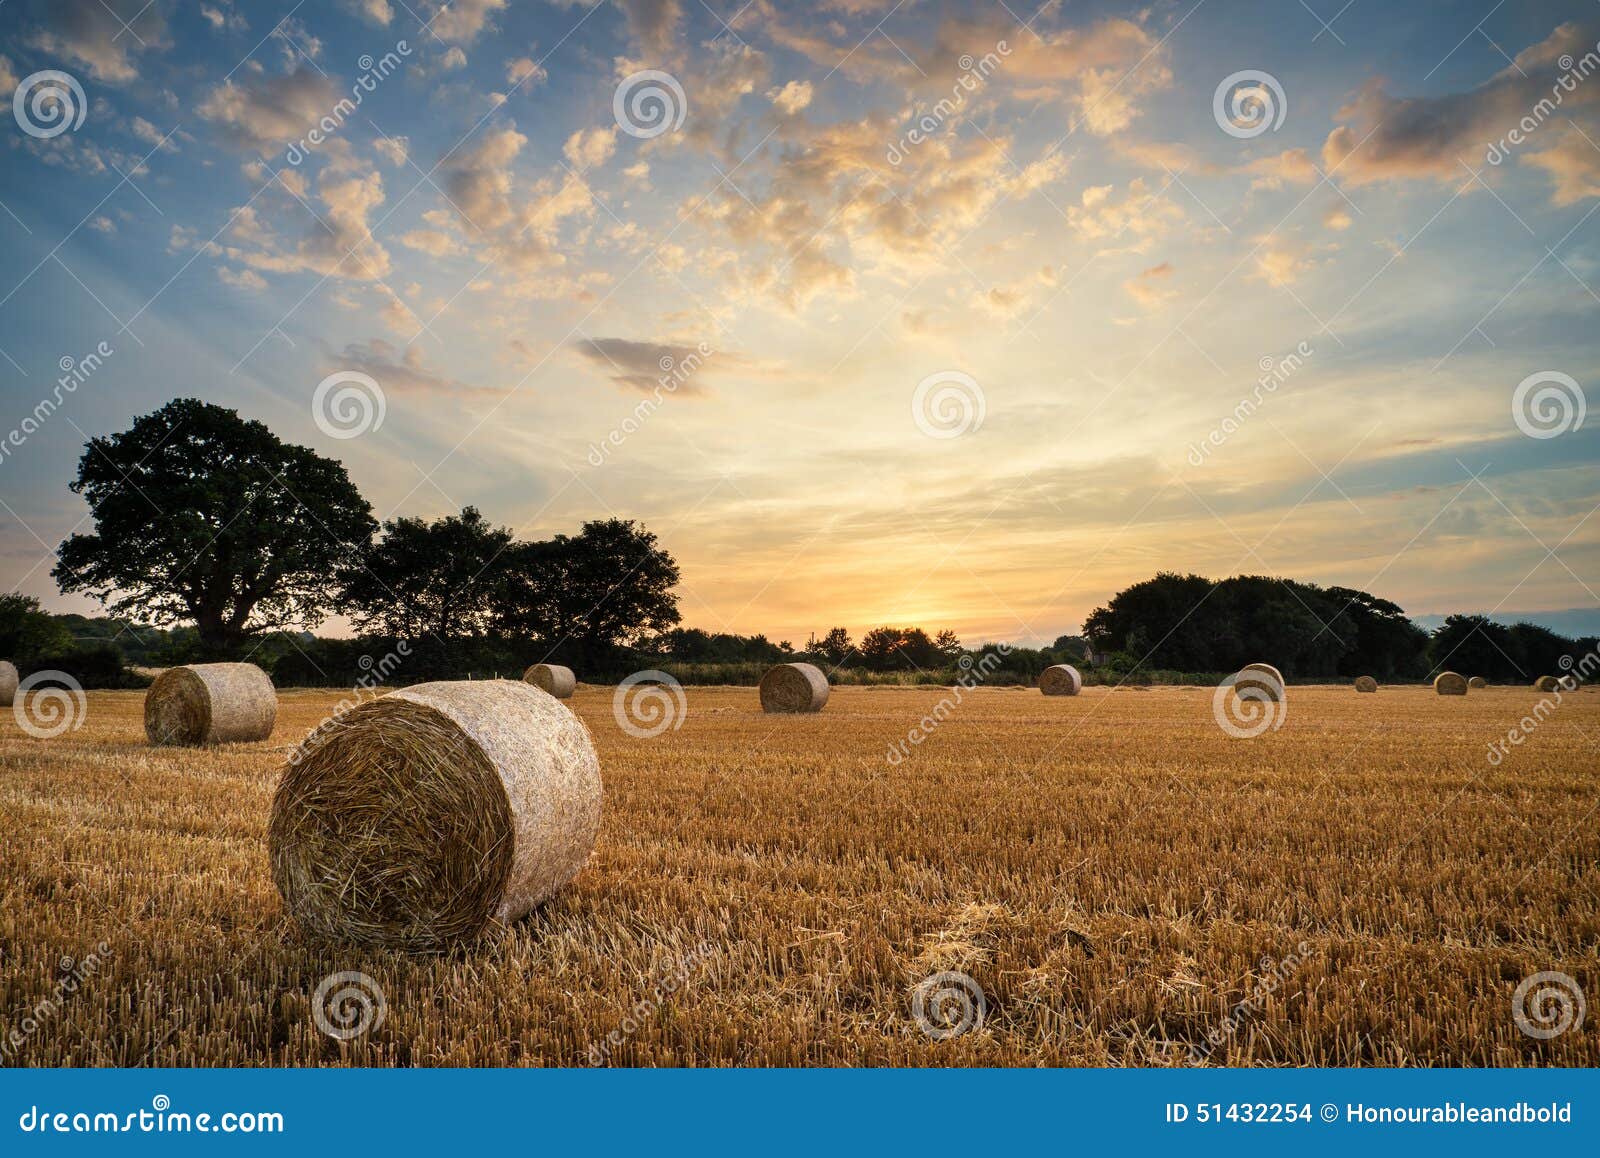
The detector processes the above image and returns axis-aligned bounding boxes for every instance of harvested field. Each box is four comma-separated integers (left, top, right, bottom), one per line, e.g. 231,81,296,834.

2,684,1596,1067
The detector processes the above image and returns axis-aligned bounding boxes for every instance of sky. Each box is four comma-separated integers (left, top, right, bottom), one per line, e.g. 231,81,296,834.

0,0,1597,647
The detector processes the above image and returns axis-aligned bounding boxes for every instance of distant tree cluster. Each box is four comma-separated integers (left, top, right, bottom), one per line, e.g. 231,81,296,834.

1083,572,1596,681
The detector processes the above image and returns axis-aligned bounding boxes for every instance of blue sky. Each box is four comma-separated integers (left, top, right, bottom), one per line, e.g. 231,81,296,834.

0,0,1597,644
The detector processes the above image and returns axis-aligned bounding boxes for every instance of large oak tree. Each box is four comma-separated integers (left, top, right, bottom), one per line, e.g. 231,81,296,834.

54,398,376,654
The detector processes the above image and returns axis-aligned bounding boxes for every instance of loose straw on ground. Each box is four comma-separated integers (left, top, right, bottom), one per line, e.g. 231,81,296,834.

523,663,576,699
1039,664,1082,696
759,663,829,713
1434,672,1468,696
145,663,277,745
269,679,601,951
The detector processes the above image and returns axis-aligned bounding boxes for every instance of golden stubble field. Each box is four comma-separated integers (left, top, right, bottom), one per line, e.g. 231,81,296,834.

1,682,1596,1067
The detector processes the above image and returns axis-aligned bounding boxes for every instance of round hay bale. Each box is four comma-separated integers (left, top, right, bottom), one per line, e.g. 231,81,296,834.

1434,671,1468,696
759,662,829,713
144,662,276,746
0,660,17,707
1468,675,1487,689
1353,675,1378,693
1234,662,1284,701
522,663,576,699
270,679,601,951
1039,664,1082,696
1534,675,1561,692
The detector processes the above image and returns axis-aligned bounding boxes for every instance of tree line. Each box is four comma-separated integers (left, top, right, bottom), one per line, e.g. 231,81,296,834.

9,399,1593,687
1082,572,1597,683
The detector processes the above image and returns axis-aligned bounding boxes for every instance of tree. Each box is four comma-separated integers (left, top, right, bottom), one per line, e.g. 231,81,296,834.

343,507,514,639
1428,614,1521,682
810,627,854,665
0,594,73,663
502,519,680,648
933,628,963,661
54,399,375,654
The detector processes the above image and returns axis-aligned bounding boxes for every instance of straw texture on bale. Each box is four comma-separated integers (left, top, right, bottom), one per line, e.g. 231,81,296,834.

1534,675,1561,692
1434,672,1469,696
1039,664,1082,696
269,679,601,951
1353,675,1378,693
1234,662,1284,701
759,662,830,713
522,663,576,699
0,660,16,708
1468,676,1487,689
144,663,277,746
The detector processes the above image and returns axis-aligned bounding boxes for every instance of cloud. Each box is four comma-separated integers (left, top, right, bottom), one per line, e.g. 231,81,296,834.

88,215,116,234
1243,147,1320,190
1067,178,1184,247
430,0,507,43
1322,22,1600,198
615,0,684,58
564,126,618,170
373,135,409,166
210,167,394,282
767,80,814,115
1124,260,1175,307
572,336,716,395
198,69,339,152
327,338,498,396
345,0,394,25
217,266,267,289
25,0,169,83
506,56,549,88
1252,237,1314,286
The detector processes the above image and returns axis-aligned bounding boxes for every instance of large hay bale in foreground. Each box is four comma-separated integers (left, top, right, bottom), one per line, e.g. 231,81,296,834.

1434,672,1468,696
1353,675,1378,693
270,679,601,951
0,660,16,707
1234,662,1284,701
1534,675,1561,692
1468,676,1487,689
1039,664,1082,696
522,663,576,699
145,663,276,745
759,662,829,713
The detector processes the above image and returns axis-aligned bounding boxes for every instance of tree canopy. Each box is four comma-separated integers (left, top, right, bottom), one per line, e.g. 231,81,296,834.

53,398,376,654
